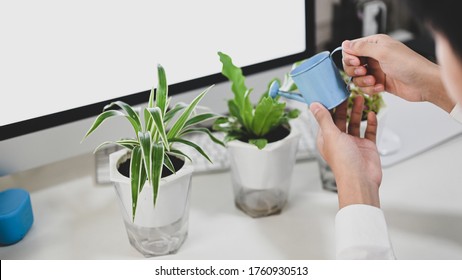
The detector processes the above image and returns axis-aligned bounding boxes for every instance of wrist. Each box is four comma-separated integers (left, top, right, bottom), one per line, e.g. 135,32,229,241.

423,64,455,112
336,177,381,209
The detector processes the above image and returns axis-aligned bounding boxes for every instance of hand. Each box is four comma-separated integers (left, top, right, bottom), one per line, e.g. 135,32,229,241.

342,34,454,112
310,96,382,209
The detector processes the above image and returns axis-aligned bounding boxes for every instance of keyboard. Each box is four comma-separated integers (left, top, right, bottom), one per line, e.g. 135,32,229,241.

183,115,317,174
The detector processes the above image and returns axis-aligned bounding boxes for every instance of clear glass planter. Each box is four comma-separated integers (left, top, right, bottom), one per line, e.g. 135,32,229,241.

316,154,337,192
227,123,301,218
110,150,193,257
309,106,388,192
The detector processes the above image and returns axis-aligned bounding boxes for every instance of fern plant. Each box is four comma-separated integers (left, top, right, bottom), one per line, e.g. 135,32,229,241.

82,64,223,221
212,52,300,149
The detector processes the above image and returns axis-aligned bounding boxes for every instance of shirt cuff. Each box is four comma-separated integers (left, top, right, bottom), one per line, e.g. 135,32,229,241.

450,103,462,123
335,204,396,259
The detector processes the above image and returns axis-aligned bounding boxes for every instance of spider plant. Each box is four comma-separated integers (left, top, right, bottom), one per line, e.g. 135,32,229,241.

82,64,223,221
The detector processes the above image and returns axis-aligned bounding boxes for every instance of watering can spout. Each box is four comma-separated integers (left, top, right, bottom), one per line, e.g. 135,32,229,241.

269,81,307,104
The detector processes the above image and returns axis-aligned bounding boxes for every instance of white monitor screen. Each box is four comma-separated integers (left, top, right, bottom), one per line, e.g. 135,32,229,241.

0,0,314,175
1,0,310,133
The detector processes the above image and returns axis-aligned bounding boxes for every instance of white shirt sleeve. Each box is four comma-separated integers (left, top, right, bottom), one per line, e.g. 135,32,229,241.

450,103,462,123
335,204,396,259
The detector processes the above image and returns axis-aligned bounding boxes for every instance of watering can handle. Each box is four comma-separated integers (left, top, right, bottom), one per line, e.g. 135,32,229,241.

330,46,343,59
330,46,353,85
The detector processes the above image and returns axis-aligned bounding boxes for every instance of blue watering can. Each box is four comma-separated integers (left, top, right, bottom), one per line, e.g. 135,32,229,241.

269,47,350,110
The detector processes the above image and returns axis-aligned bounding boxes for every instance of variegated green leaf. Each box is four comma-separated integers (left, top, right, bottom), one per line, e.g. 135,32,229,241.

82,110,125,141
93,139,138,153
130,146,147,221
180,128,225,147
144,108,154,134
151,143,164,206
93,141,117,153
183,113,220,129
167,85,213,139
103,101,142,132
170,138,212,163
148,85,156,109
156,64,168,115
168,149,192,163
145,107,169,150
164,103,187,123
138,131,152,183
163,154,176,174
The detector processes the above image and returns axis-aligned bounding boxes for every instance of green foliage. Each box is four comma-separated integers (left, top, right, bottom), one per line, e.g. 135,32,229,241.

340,71,385,120
82,64,223,221
213,52,300,149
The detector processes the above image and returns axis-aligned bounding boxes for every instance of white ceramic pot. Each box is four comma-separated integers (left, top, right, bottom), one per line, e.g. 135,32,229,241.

109,149,193,257
227,121,301,217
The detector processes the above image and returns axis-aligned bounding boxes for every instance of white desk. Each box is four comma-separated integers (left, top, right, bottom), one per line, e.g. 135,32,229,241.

1,133,462,259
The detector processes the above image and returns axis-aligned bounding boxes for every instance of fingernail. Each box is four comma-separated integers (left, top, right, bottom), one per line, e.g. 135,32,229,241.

354,68,363,75
342,40,351,49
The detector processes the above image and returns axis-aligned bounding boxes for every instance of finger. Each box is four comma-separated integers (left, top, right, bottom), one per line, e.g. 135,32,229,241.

310,102,338,136
358,57,368,66
348,95,364,137
365,111,378,143
342,52,366,78
356,84,385,95
342,51,370,77
342,36,385,59
342,51,361,67
351,75,377,88
343,64,368,77
333,99,348,133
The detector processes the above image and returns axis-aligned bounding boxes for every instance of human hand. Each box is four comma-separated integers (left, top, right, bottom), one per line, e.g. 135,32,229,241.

310,96,382,209
342,34,454,112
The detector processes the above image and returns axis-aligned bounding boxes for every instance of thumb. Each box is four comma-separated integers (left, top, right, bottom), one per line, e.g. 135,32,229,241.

310,103,337,135
342,36,384,59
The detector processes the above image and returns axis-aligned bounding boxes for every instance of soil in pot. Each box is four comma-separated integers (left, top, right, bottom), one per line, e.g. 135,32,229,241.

239,124,290,144
117,154,185,178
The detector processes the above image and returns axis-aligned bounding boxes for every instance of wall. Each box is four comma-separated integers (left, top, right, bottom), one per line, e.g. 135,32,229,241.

315,0,337,51
315,0,421,51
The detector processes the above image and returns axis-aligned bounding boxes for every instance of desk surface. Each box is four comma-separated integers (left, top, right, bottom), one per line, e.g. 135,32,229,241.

1,132,462,259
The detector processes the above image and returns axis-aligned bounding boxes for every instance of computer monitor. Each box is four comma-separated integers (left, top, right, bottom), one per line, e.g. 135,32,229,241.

0,0,315,176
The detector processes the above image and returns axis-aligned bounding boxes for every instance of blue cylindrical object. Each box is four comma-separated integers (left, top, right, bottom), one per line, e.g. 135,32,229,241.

0,188,34,245
289,48,349,110
270,47,349,110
